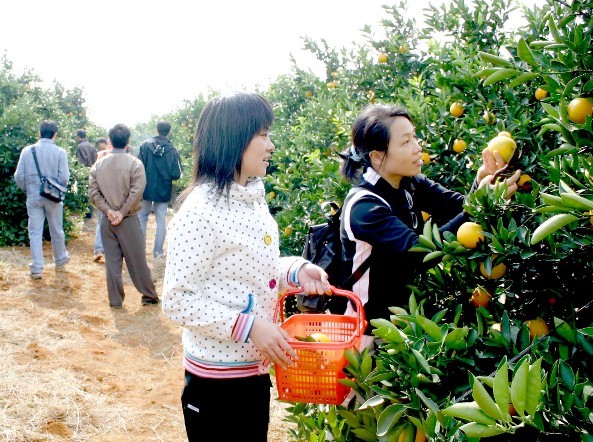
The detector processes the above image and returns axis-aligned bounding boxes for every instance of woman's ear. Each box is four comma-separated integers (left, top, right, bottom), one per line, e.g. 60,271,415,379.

369,150,384,168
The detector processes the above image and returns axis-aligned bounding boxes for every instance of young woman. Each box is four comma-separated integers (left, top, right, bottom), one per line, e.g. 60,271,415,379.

162,92,331,441
340,105,520,342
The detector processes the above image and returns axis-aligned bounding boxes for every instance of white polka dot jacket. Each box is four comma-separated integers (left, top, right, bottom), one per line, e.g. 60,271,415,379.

162,178,306,379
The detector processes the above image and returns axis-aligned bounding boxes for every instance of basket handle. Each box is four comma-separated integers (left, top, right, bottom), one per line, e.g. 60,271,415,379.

274,285,366,336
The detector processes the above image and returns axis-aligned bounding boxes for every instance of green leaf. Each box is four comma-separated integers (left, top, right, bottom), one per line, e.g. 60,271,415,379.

548,15,563,43
478,51,513,67
511,359,529,416
541,102,560,119
377,404,405,437
483,68,520,86
415,315,444,341
517,37,537,66
471,374,503,420
358,395,384,410
459,422,506,437
525,358,543,416
530,213,578,244
415,388,440,415
509,72,539,87
554,317,577,343
423,250,444,263
559,360,575,391
412,348,432,374
493,358,511,421
560,193,593,210
442,402,497,425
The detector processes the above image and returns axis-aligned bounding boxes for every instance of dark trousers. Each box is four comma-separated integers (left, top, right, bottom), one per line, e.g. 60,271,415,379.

101,214,158,306
181,371,272,442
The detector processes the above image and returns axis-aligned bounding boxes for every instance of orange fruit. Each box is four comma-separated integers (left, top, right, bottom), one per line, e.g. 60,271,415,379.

509,404,517,416
471,287,491,308
327,82,337,89
421,211,430,222
485,135,517,163
480,256,507,280
378,53,388,63
415,429,427,442
517,174,531,186
452,139,467,153
268,191,276,199
535,88,548,100
456,222,485,249
498,131,512,139
567,97,593,124
421,152,430,165
305,91,313,97
450,102,464,118
308,332,331,342
284,226,293,236
398,44,410,54
526,317,549,339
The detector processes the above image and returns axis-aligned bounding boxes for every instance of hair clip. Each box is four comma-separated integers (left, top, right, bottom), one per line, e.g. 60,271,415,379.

349,145,363,162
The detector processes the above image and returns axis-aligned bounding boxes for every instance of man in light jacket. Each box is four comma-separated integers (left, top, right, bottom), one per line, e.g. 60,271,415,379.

14,120,70,279
138,121,182,258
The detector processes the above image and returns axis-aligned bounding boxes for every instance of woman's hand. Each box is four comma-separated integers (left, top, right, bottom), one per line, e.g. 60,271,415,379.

478,169,521,199
477,148,506,183
250,318,297,369
297,263,332,295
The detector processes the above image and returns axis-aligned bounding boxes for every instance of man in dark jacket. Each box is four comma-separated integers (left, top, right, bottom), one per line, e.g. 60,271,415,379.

138,121,182,258
75,129,97,167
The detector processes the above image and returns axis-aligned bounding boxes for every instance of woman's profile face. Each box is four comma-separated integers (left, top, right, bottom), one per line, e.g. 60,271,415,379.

236,129,275,186
372,116,423,188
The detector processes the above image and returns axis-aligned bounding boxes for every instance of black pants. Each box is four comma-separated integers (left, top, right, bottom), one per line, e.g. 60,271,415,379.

181,371,272,441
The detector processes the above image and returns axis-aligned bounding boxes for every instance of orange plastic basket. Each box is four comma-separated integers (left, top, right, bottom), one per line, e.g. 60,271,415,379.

273,286,366,405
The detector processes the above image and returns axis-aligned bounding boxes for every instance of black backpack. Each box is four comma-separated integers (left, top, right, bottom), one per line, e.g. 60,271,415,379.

298,196,373,314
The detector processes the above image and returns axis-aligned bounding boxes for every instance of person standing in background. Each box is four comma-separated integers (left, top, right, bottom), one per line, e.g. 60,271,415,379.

75,129,97,167
138,121,182,259
14,120,70,279
88,124,159,308
92,137,110,262
76,129,98,219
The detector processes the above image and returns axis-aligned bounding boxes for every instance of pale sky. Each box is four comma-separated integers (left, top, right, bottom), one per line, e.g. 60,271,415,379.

1,0,541,129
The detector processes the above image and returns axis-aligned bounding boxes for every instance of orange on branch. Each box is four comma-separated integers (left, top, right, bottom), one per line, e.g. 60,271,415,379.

567,97,593,124
452,139,467,153
456,222,485,249
450,102,464,118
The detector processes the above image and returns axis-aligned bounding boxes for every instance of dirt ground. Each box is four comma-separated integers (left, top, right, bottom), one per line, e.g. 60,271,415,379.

0,215,294,441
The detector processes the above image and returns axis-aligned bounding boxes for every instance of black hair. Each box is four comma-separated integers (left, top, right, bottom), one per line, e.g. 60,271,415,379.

76,129,87,139
39,120,58,139
95,138,108,148
108,124,131,149
341,105,412,182
178,92,273,205
157,121,171,137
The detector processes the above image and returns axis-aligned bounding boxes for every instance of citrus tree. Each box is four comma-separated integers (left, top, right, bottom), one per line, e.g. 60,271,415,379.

0,55,102,246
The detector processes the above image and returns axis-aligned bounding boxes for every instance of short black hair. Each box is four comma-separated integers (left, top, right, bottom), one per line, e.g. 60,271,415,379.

194,92,273,198
108,124,131,149
76,129,87,139
157,121,171,136
39,120,58,139
95,138,108,148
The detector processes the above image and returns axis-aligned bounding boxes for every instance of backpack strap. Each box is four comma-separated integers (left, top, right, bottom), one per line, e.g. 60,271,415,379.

339,187,391,289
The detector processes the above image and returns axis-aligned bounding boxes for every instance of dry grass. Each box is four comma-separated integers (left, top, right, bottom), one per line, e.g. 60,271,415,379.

0,214,294,441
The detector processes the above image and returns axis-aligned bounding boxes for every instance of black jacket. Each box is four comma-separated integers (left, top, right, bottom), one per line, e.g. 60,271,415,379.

340,169,468,332
138,135,182,202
